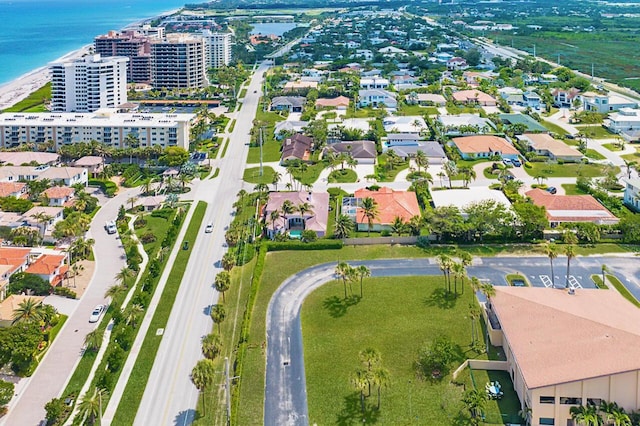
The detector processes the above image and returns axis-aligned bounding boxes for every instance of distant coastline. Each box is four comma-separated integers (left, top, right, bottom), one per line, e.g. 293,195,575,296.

0,6,182,111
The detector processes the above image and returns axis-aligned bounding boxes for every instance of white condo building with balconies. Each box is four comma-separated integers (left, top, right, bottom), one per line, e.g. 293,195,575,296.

202,30,232,69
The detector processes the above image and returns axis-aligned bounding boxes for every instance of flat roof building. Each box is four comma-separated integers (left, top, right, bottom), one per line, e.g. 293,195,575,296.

202,30,232,69
94,30,152,83
150,34,207,89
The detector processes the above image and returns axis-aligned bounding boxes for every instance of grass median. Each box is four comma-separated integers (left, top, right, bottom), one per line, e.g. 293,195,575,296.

111,201,207,425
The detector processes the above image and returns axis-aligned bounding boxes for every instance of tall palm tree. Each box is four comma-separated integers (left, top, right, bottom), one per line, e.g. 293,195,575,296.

297,202,314,223
565,244,577,289
437,254,453,293
191,359,216,416
335,261,352,299
125,304,144,329
214,271,231,301
12,298,43,325
269,210,281,235
31,212,53,240
468,304,482,346
458,251,472,295
360,197,379,237
355,265,371,298
462,389,487,425
391,216,406,236
372,367,390,409
544,242,559,288
272,171,282,191
334,214,354,239
221,252,235,272
414,150,428,173
210,304,226,333
281,199,295,230
84,330,103,352
351,369,369,415
571,404,602,426
127,196,137,211
201,332,222,360
77,387,107,425
115,267,135,289
601,264,608,288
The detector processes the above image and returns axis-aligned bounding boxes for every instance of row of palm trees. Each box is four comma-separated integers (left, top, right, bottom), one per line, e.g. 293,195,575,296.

334,262,371,299
571,400,633,426
350,348,390,415
543,233,578,289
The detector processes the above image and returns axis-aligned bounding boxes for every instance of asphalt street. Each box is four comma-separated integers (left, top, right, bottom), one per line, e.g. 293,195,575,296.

0,187,137,426
264,255,640,426
132,62,270,426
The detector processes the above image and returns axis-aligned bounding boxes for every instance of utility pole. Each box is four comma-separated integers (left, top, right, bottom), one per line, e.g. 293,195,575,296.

259,126,264,176
557,53,561,66
224,357,240,426
533,44,536,58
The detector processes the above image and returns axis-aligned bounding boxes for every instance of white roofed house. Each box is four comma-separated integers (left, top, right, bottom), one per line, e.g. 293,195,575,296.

623,178,640,212
360,78,390,90
358,89,397,109
383,116,427,134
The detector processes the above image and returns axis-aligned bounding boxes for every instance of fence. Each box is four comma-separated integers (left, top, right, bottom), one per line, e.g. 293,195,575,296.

343,236,419,245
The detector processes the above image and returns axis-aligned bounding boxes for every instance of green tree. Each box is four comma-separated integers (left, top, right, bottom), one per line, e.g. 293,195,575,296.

11,297,43,325
125,304,144,329
416,335,458,378
115,267,135,289
201,333,222,360
0,379,14,408
462,389,487,425
334,214,353,239
564,244,577,289
214,271,231,302
544,242,559,288
335,261,353,299
84,329,103,352
104,284,125,300
44,397,66,425
351,368,369,415
221,252,236,272
513,201,547,240
77,387,107,425
437,254,453,293
210,304,226,333
355,265,371,298
191,359,216,416
8,272,50,296
159,146,189,166
414,150,429,173
372,367,390,409
360,197,379,236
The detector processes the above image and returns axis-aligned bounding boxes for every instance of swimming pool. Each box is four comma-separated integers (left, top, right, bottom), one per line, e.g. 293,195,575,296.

289,230,302,239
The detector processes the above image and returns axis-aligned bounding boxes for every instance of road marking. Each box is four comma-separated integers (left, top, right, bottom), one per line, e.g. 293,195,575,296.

539,275,553,288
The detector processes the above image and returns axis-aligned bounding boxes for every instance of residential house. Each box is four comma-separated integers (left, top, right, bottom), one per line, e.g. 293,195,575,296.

0,166,87,186
624,178,640,212
438,114,496,135
552,88,581,108
0,182,27,198
498,87,524,106
378,46,406,56
582,92,637,113
446,57,468,71
351,187,421,232
384,139,447,163
450,135,520,160
518,133,583,162
523,91,542,109
139,195,165,211
25,254,67,286
411,93,446,107
606,108,640,136
360,78,390,90
263,191,329,238
0,247,32,300
431,188,512,216
0,152,59,166
525,189,619,226
42,186,75,207
270,96,306,113
315,96,350,110
353,49,373,60
486,287,640,426
0,295,45,327
284,81,318,92
274,120,308,139
73,156,104,177
383,116,427,134
323,140,377,165
499,113,548,133
539,73,559,84
23,206,65,237
451,89,497,106
358,89,397,108
280,134,314,164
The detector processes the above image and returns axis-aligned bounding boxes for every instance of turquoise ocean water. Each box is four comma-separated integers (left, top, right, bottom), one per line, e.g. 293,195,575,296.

0,0,187,85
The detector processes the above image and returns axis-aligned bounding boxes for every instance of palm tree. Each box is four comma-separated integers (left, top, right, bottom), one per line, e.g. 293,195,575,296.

115,267,135,289
210,304,226,333
443,160,458,189
191,359,216,416
459,166,477,188
269,210,281,235
281,199,295,230
127,196,137,211
355,265,371,298
297,202,314,222
31,212,53,239
77,387,107,425
221,252,236,272
458,251,472,295
437,254,453,293
452,261,464,294
571,404,602,426
600,401,622,425
360,197,379,236
334,214,354,239
601,264,608,288
462,389,487,425
201,332,222,360
84,330,103,352
468,304,482,346
544,242,559,288
125,304,144,329
351,369,369,415
372,367,390,410
272,171,282,191
359,348,381,396
414,150,428,173
12,298,43,325
335,261,352,299
391,216,406,236
214,271,231,301
565,244,577,289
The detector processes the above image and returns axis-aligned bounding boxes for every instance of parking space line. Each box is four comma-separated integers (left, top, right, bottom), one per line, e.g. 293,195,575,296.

539,275,553,288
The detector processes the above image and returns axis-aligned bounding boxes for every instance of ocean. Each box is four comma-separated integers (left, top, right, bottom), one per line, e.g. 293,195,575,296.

0,0,187,85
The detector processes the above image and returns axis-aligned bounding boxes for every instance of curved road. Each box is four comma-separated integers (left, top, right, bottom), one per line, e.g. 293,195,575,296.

264,255,640,425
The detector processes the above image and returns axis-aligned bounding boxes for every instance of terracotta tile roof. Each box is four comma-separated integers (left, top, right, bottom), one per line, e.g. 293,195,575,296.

264,191,330,234
25,254,66,275
451,89,496,104
0,247,31,274
525,189,619,224
354,187,421,225
43,186,74,200
451,135,520,156
0,295,44,321
0,182,26,198
491,287,640,389
521,133,582,157
315,96,350,108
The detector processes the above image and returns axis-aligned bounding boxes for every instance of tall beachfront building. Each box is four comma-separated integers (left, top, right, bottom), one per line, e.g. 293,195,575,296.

50,54,128,113
150,34,207,90
202,30,232,69
94,30,152,83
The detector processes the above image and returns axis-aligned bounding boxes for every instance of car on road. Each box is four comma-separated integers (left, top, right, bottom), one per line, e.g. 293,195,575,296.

89,305,105,323
512,158,522,167
502,158,512,166
546,186,557,194
205,223,213,233
105,220,117,235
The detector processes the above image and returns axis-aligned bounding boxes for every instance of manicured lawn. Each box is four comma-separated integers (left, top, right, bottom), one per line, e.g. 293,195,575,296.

376,154,409,182
605,274,640,308
247,140,282,163
290,161,326,185
506,274,529,287
456,368,522,425
112,201,207,425
591,275,609,289
584,149,606,160
540,120,569,136
328,168,357,183
561,184,589,195
483,167,499,180
524,162,614,178
345,107,380,119
302,276,486,425
243,166,276,184
3,83,50,112
621,148,640,162
602,143,624,152
135,214,172,256
575,125,615,139
246,110,285,164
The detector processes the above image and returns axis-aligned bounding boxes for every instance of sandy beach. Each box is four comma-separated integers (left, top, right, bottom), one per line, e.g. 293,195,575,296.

0,45,92,111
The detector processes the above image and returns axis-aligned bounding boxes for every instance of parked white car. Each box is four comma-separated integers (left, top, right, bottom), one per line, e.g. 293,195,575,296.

89,305,105,323
205,223,213,233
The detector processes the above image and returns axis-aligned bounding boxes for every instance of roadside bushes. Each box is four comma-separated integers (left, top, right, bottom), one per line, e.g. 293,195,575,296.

265,240,343,251
53,287,76,299
89,179,117,197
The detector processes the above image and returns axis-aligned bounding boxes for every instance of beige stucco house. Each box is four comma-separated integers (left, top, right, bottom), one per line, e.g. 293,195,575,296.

487,287,640,426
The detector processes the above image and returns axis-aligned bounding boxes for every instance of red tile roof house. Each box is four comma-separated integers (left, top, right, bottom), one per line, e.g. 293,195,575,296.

451,89,497,106
280,134,314,164
353,187,421,232
0,247,32,300
0,182,27,198
525,189,620,226
263,191,330,238
25,254,68,287
42,186,75,207
315,96,350,110
451,135,521,161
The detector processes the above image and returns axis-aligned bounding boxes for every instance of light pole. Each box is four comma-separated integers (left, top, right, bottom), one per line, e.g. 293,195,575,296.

259,126,264,177
408,379,412,423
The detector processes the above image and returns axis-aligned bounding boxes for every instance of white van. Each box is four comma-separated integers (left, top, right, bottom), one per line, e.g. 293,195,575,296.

105,220,117,234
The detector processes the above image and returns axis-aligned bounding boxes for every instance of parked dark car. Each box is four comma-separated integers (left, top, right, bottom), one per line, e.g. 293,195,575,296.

546,186,557,194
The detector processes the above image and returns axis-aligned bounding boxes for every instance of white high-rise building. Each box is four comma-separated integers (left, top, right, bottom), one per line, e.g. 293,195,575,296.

202,30,232,69
50,54,128,112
